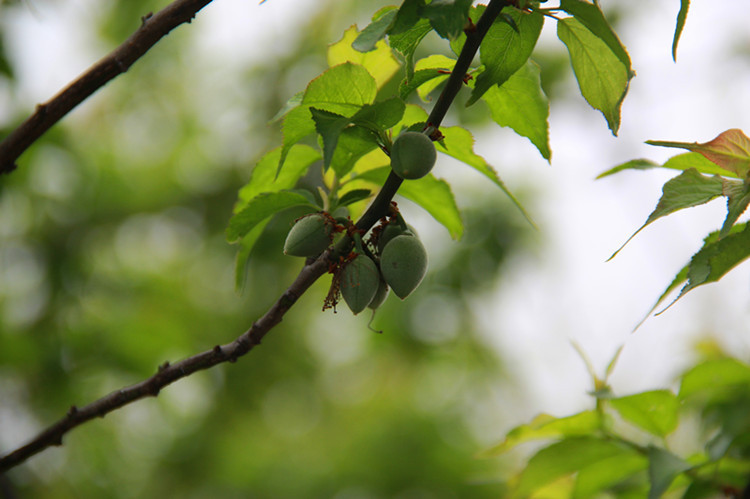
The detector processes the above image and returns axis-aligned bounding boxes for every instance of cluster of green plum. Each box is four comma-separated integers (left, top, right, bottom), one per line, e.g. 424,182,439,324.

282,131,437,315
283,212,428,315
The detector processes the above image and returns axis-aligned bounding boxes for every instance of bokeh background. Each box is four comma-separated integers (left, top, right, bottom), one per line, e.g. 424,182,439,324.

1,0,749,497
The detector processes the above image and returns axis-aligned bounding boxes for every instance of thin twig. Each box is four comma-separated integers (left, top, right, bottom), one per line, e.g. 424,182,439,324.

0,0,508,473
0,0,215,175
0,256,330,472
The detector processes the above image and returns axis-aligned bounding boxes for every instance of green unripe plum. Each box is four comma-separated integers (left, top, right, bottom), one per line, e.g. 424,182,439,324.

390,131,436,180
380,234,428,299
368,277,390,310
283,213,333,257
341,254,380,315
376,223,415,254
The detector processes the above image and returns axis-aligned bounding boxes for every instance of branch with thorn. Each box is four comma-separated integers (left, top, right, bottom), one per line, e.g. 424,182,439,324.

0,0,509,473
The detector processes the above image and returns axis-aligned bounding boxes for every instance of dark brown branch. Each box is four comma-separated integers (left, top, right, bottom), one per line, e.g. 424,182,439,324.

0,256,330,472
426,0,508,128
356,1,510,228
0,0,507,473
0,0,215,175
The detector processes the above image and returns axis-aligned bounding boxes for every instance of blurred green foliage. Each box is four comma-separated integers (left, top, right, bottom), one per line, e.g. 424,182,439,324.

0,1,530,496
4,1,747,498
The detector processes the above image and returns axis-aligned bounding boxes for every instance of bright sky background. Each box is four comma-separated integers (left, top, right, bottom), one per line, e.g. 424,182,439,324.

3,0,750,445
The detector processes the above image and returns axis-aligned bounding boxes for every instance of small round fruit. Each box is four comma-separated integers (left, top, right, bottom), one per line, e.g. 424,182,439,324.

390,131,437,180
283,213,333,257
368,277,390,310
380,234,428,299
341,254,380,315
376,223,414,253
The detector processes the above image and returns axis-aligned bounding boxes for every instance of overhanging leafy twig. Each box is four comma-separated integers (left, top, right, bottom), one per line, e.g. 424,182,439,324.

0,0,508,472
0,0,215,174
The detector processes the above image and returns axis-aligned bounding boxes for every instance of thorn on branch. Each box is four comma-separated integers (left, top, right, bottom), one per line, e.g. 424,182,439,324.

114,58,128,73
230,337,251,361
464,17,477,34
141,12,153,26
424,124,444,142
158,361,170,373
436,69,472,85
1,163,18,175
66,406,78,418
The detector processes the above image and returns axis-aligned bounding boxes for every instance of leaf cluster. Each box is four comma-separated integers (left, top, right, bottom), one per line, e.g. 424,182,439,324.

601,129,750,323
487,350,750,498
228,0,642,288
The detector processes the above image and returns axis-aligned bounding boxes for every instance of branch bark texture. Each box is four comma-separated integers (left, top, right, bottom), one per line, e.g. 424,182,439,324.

0,0,215,174
0,0,508,473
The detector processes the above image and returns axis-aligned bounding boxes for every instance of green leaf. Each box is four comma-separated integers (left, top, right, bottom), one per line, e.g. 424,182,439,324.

436,126,535,227
336,189,372,208
573,451,648,498
353,8,397,52
388,0,424,36
596,159,660,179
351,97,406,131
672,0,690,61
303,62,377,112
423,0,472,40
329,27,400,89
468,7,543,105
642,265,689,324
648,446,691,499
559,0,633,76
647,129,750,178
399,68,448,101
679,357,750,400
483,410,602,456
609,390,680,437
720,178,750,236
398,174,464,240
312,98,404,175
672,222,750,303
638,225,750,323
400,54,456,102
516,437,631,497
389,17,433,80
236,145,321,212
234,223,268,290
280,63,377,172
640,169,723,227
311,108,351,170
281,106,319,172
608,169,724,260
329,126,380,178
597,152,740,179
661,152,739,177
683,480,719,499
226,191,318,243
346,167,463,239
269,91,303,123
481,60,550,161
345,165,391,186
557,17,631,135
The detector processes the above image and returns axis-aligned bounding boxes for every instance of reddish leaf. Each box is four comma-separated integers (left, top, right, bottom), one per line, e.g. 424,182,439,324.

647,129,750,178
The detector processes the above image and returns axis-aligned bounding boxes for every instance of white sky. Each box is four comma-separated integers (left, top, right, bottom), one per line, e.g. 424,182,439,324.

3,0,750,442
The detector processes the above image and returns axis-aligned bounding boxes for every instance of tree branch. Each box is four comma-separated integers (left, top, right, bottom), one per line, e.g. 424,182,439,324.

0,0,508,473
0,256,330,472
0,0,215,175
426,0,506,128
